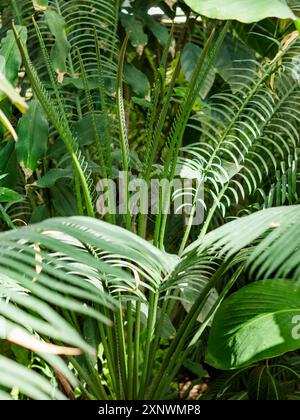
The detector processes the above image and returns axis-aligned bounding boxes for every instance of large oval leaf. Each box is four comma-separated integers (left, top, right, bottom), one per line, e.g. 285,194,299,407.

183,0,296,23
206,280,300,370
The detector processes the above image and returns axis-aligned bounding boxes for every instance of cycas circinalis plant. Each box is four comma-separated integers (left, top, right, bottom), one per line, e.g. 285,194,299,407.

1,0,300,400
2,206,300,398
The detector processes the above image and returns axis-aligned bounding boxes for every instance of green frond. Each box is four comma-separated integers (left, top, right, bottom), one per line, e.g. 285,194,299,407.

186,204,300,281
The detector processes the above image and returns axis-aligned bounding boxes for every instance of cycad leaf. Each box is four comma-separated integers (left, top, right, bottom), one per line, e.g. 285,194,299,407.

186,205,300,280
206,279,300,370
32,0,48,11
0,187,23,203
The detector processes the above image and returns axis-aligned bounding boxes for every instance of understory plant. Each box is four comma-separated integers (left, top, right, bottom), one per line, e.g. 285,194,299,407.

0,0,300,400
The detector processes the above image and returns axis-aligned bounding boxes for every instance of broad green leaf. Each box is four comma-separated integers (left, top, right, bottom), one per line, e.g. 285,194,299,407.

32,0,48,12
183,0,296,23
62,77,99,90
44,10,71,82
74,113,108,147
16,100,49,172
181,43,215,99
124,63,150,97
206,280,300,370
0,187,22,203
0,69,27,113
35,168,73,188
183,360,207,379
0,26,27,84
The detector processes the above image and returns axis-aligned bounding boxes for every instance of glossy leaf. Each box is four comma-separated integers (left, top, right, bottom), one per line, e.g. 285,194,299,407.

144,15,169,47
183,0,296,23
